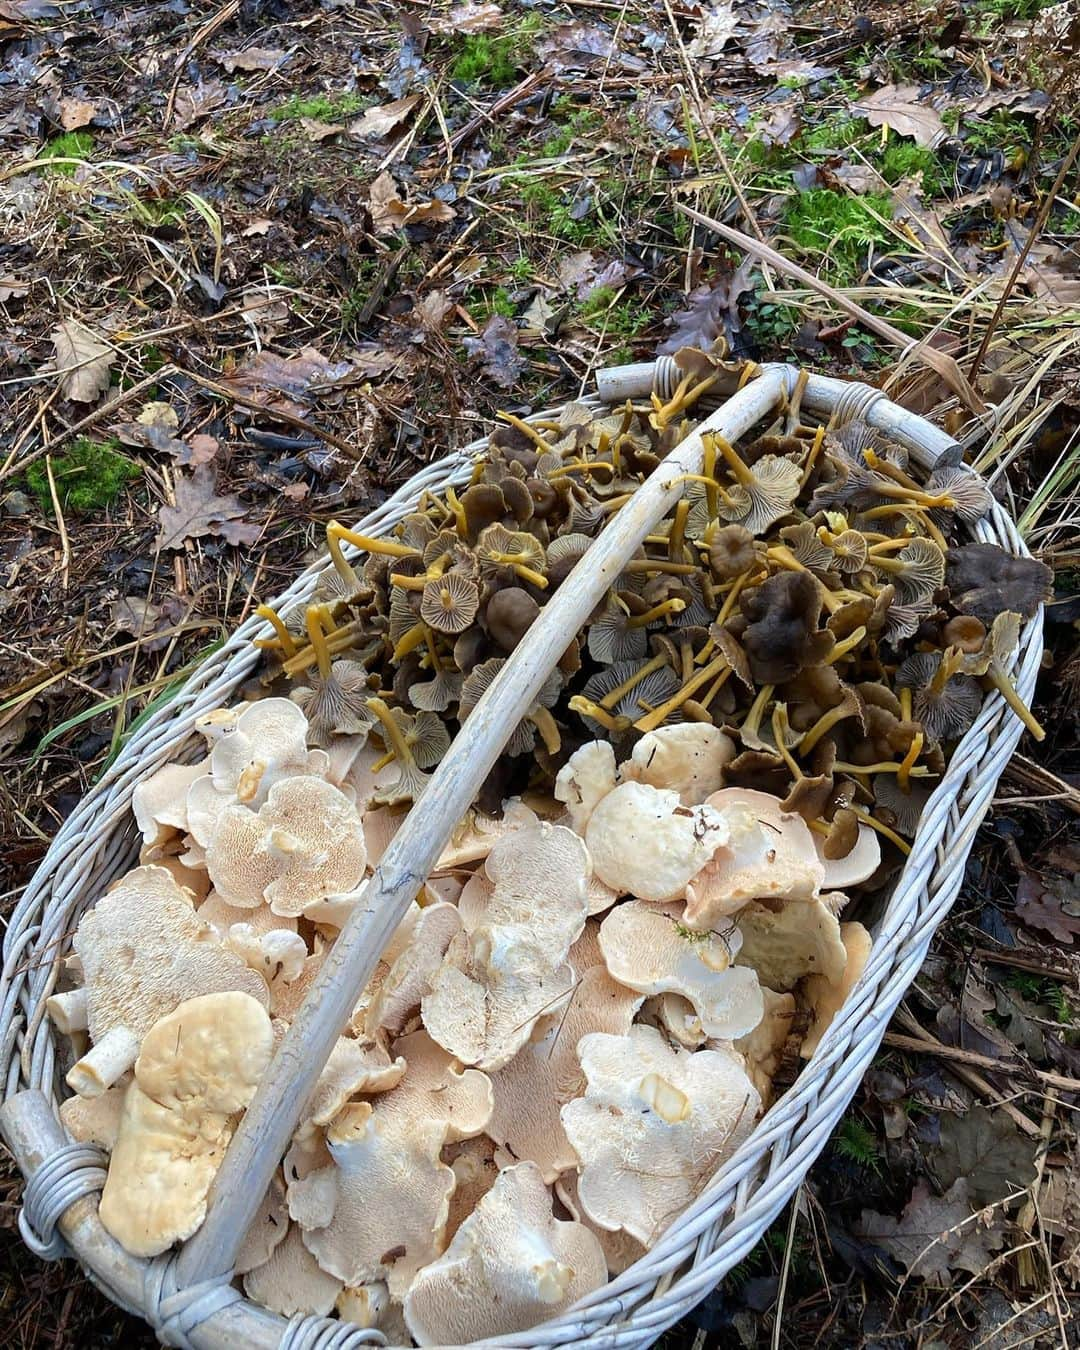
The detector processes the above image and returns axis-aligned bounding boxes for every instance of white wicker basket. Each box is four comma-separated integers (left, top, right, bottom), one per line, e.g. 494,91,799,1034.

0,362,1043,1350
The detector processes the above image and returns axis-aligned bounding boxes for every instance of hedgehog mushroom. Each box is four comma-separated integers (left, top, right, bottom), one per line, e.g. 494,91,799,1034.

561,1025,760,1245
243,1225,344,1318
735,897,848,993
196,697,323,807
621,723,736,805
132,760,206,853
68,865,269,1096
800,922,873,1058
403,1162,607,1346
98,991,273,1256
599,902,763,1040
421,823,589,1070
287,1032,493,1296
732,987,796,1104
553,740,618,833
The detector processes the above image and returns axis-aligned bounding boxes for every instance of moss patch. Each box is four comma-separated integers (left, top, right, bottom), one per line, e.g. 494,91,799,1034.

26,439,141,515
783,188,893,286
39,131,94,175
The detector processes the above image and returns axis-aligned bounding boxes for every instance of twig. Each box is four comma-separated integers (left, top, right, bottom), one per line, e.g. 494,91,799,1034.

969,128,1080,382
772,1189,803,1350
999,754,1080,817
675,203,988,415
449,68,549,151
1015,1091,1056,1287
42,453,71,592
182,370,360,458
882,1033,1080,1095
162,0,241,131
972,949,1077,983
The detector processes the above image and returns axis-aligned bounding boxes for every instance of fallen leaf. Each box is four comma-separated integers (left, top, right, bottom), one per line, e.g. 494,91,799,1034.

538,23,648,73
1015,864,1080,943
932,1104,1038,1205
59,96,96,130
349,94,420,139
212,46,288,72
156,464,259,550
688,2,740,57
463,314,525,389
172,79,227,131
367,171,455,235
219,347,354,419
658,260,756,355
240,289,290,335
853,84,946,148
414,290,454,331
0,275,30,301
242,218,274,237
0,0,59,16
300,117,344,141
757,99,801,148
51,320,114,403
181,433,221,467
972,87,1051,116
429,3,503,33
856,1179,1005,1284
831,163,882,193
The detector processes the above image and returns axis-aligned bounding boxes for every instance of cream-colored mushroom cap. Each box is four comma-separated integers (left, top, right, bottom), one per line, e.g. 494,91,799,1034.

800,921,872,1058
599,901,763,1040
206,776,366,916
132,760,205,850
622,723,735,805
363,902,462,1039
197,697,322,805
685,787,824,929
69,865,268,1096
732,987,796,1103
244,1224,343,1318
59,1084,126,1151
486,964,641,1182
555,1170,647,1276
585,782,729,902
301,1036,406,1128
224,923,309,986
814,824,880,889
433,798,538,870
236,1174,289,1276
735,898,847,992
403,1161,607,1346
422,823,589,1070
554,740,618,833
287,1032,492,1295
561,1025,760,1245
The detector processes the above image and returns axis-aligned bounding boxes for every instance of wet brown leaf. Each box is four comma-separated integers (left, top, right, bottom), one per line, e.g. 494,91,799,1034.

1015,864,1080,943
156,465,259,551
463,314,525,389
349,95,421,139
219,347,354,418
932,1104,1038,1205
853,84,946,148
51,319,114,403
59,96,96,130
212,46,288,72
0,275,30,301
657,259,756,355
429,3,503,33
300,117,343,141
367,171,456,235
857,1179,1005,1284
116,401,186,456
688,2,740,57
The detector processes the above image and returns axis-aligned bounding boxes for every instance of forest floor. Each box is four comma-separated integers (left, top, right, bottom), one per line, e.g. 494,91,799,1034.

1,0,1079,1345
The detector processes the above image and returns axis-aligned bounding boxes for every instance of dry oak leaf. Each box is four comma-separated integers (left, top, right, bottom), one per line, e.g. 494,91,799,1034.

687,1,740,57
51,319,114,403
59,96,96,130
856,1179,1005,1284
367,171,455,236
349,95,421,139
853,84,945,148
156,464,259,550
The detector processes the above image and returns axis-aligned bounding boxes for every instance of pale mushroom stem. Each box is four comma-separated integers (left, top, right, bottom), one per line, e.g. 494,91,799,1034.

255,604,297,658
739,682,775,742
325,526,363,595
848,804,912,855
424,629,443,673
598,492,635,515
45,987,88,1035
897,730,924,792
393,622,431,663
528,706,562,755
599,652,669,709
715,568,762,628
549,461,616,483
626,597,687,629
496,410,555,454
633,653,730,734
869,482,953,510
799,696,861,755
826,625,867,665
669,499,690,562
986,662,1046,740
567,695,632,735
329,520,420,560
651,371,717,429
771,704,802,779
305,606,333,681
66,1025,140,1097
865,451,956,507
366,696,420,775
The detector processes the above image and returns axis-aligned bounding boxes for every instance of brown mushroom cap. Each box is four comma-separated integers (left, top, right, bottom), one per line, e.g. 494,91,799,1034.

708,524,757,580
740,572,835,684
485,587,540,651
946,543,1052,624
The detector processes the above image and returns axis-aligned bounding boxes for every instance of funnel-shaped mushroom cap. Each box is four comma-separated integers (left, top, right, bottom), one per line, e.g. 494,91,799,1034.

287,1032,492,1294
485,965,641,1182
554,740,618,833
800,921,872,1058
732,986,796,1103
422,823,590,1070
814,823,880,889
197,698,323,806
740,572,834,684
735,898,847,992
244,1224,343,1318
684,788,824,929
584,782,729,902
206,776,366,916
561,1025,760,1245
403,1162,607,1346
70,865,269,1096
133,760,205,849
622,724,736,805
946,542,1052,624
599,902,764,1040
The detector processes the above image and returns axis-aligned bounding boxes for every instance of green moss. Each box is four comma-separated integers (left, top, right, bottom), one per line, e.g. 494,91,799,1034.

961,109,1032,159
275,91,365,122
508,256,534,281
800,113,867,155
834,1116,882,1172
25,439,140,515
783,188,893,285
974,0,1047,20
39,131,94,175
452,15,544,88
880,142,948,195
542,107,601,158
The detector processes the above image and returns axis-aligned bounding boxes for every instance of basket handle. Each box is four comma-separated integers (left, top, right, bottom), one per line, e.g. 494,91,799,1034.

173,364,792,1289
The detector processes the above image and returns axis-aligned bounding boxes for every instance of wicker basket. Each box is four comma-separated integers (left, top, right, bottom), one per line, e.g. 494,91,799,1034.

0,361,1043,1350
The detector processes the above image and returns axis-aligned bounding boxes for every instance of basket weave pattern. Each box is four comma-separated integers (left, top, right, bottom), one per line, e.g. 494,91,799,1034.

0,366,1043,1349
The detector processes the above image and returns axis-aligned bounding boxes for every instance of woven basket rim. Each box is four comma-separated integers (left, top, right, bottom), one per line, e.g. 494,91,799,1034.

0,362,1044,1350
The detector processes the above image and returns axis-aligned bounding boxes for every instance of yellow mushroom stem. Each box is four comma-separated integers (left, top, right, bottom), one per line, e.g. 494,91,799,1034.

305,605,334,681
985,661,1046,741
484,552,549,590
281,621,364,677
255,604,297,659
799,696,861,755
930,646,966,695
392,622,430,663
651,371,718,429
679,637,694,683
702,434,719,521
863,450,946,500
899,687,913,722
858,504,948,551
697,664,732,711
528,706,562,756
623,558,699,576
739,682,776,743
715,568,763,629
634,653,731,734
496,410,554,454
711,433,757,489
897,730,924,793
598,652,670,710
765,546,846,614
424,628,443,673
366,697,418,773
598,493,635,515
771,704,802,780
444,486,469,538
869,482,953,510
325,527,363,596
328,520,419,560
547,460,616,482
626,597,687,629
799,424,826,487
847,804,912,855
669,499,690,562
567,695,632,735
826,625,867,665
389,554,452,591
833,760,932,776
867,537,918,556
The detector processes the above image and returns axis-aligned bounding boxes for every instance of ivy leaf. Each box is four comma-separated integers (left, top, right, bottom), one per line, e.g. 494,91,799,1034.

932,1104,1038,1205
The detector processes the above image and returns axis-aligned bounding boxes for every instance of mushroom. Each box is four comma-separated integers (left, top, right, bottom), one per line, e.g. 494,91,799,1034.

561,1025,760,1244
365,697,451,804
555,1170,648,1277
711,435,802,535
287,1031,493,1294
583,782,729,902
813,820,881,888
301,1036,407,1130
484,964,641,1182
363,902,462,1039
402,1162,607,1346
421,824,590,1070
684,788,824,929
957,610,1045,741
289,606,375,747
621,723,736,805
236,1174,289,1276
945,543,1052,625
196,698,323,807
243,1225,343,1317
59,1084,126,1150
132,760,206,852
553,740,618,833
98,991,273,1256
894,650,981,741
598,902,764,1040
485,586,540,651
799,922,872,1058
442,1136,503,1243
740,572,835,684
205,776,367,917
433,798,539,870
732,987,796,1104
868,536,945,606
707,524,758,580
735,897,848,992
69,865,269,1096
